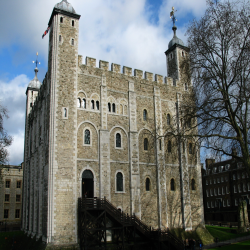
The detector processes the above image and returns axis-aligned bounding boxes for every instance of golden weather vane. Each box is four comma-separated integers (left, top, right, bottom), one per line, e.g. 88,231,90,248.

170,6,177,26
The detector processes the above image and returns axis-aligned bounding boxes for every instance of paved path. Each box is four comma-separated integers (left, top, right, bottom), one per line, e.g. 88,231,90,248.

201,234,250,249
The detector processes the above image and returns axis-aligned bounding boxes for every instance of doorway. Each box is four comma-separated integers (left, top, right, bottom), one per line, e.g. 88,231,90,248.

82,170,94,198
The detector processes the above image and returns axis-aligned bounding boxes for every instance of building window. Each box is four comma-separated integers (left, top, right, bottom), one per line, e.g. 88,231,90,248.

59,35,62,42
189,143,192,154
214,188,217,196
144,138,148,150
218,187,221,195
116,172,123,192
206,180,208,185
71,39,74,46
243,183,247,192
5,180,10,188
30,102,32,107
170,178,175,191
211,201,214,208
235,199,238,206
16,195,21,202
227,199,230,207
72,20,74,27
146,178,150,191
217,177,220,183
225,176,228,182
207,202,210,208
159,139,162,150
238,184,242,193
96,101,99,110
4,209,9,219
108,103,111,112
226,186,229,194
168,140,171,153
5,194,10,202
210,189,213,196
91,100,95,109
167,114,170,125
77,98,81,108
16,181,21,189
191,179,195,190
237,162,243,168
222,187,225,195
233,174,236,180
15,209,20,219
82,99,86,109
60,17,63,23
214,179,216,184
221,176,224,182
237,173,240,179
184,82,188,91
143,109,147,121
223,200,226,207
84,129,91,145
206,190,209,197
248,182,250,191
64,108,67,118
225,164,230,170
112,103,116,113
187,118,191,128
116,133,121,148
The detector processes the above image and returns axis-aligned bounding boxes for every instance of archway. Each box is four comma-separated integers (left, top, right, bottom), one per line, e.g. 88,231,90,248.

82,170,94,198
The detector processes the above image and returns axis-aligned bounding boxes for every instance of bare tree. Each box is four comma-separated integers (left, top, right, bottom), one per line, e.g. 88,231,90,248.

180,0,250,170
0,104,12,165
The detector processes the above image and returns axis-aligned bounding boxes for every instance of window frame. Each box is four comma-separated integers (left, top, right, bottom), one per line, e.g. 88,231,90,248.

115,132,122,149
146,178,151,191
170,178,175,191
15,209,20,219
4,209,9,219
5,180,10,188
83,128,92,146
144,138,149,151
143,109,148,121
5,194,10,203
16,194,21,203
115,171,125,193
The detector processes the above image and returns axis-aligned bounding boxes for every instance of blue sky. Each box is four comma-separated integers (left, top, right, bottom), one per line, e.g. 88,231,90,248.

0,0,208,165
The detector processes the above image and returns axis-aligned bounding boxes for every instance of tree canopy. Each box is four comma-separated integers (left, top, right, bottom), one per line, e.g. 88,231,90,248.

0,104,12,165
181,0,250,169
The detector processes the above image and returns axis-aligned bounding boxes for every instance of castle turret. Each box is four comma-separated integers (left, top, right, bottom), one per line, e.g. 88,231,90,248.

165,9,190,85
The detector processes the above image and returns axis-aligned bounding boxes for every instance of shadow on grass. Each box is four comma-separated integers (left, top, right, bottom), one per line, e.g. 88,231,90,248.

0,231,46,250
209,239,250,250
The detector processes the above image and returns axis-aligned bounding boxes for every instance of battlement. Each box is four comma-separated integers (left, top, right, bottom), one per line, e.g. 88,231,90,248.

78,55,178,86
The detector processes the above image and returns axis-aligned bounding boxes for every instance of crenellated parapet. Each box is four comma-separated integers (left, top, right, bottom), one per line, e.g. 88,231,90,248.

78,56,184,87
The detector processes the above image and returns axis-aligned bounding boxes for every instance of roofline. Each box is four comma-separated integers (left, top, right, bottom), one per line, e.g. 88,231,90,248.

48,7,81,27
165,43,190,55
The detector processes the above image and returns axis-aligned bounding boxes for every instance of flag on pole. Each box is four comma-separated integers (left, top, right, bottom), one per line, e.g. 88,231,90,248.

42,27,50,39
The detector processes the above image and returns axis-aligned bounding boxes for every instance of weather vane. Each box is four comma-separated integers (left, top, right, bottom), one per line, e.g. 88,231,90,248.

170,6,177,26
32,52,40,68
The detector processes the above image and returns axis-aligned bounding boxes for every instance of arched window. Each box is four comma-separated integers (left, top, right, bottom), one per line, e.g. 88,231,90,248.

77,98,81,108
112,103,116,113
146,178,150,191
143,109,147,121
167,114,170,125
84,129,90,145
116,172,123,192
167,140,171,153
96,101,99,110
191,179,195,190
171,179,175,191
91,100,95,109
72,20,75,27
108,103,111,112
71,39,74,46
60,17,63,23
144,138,148,150
82,99,86,109
116,133,121,148
189,143,193,154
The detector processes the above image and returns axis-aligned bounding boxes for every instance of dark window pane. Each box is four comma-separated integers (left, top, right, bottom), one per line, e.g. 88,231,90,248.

167,114,170,125
146,178,150,191
116,133,121,148
171,179,175,191
116,172,123,191
82,99,86,108
5,181,10,188
108,103,111,112
143,109,147,121
112,103,116,113
168,141,171,153
144,138,148,150
4,209,9,219
84,129,90,144
91,100,94,109
189,143,192,154
191,179,195,190
82,170,93,179
96,101,99,110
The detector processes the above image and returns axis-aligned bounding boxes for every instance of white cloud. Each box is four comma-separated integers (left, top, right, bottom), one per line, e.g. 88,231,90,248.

0,75,28,165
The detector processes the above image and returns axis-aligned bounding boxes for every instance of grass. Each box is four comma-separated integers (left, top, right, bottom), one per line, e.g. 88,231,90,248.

206,225,250,242
209,239,250,250
0,231,46,250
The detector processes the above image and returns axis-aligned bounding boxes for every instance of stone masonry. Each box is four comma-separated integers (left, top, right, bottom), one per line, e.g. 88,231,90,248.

22,0,204,247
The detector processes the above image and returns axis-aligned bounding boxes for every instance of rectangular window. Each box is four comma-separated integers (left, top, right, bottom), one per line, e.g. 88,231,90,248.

4,209,9,219
227,199,230,206
207,202,210,208
16,181,21,189
206,190,209,197
218,187,221,195
5,194,10,202
16,195,21,202
5,180,10,188
206,180,208,185
234,185,237,193
235,199,238,206
15,209,20,219
221,176,224,182
217,178,220,183
222,187,225,195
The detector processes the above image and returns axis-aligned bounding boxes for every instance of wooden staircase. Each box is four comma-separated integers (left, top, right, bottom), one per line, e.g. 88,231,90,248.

78,197,184,250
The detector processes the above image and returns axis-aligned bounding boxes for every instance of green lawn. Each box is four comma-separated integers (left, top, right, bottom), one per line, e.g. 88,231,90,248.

209,239,250,250
205,225,250,242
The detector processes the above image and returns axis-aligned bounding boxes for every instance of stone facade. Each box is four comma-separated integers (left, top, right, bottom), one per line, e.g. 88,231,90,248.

0,164,23,231
22,1,204,246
